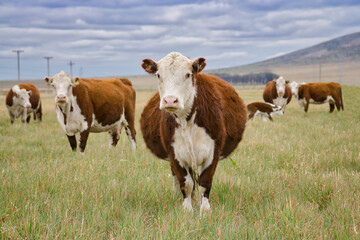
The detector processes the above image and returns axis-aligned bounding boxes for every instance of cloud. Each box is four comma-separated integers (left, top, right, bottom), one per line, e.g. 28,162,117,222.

0,1,360,79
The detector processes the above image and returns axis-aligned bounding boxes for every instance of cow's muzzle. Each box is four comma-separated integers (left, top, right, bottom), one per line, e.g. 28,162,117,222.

162,96,179,112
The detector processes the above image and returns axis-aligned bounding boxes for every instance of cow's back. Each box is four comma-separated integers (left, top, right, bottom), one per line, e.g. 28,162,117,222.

196,74,246,158
300,82,341,101
77,78,136,125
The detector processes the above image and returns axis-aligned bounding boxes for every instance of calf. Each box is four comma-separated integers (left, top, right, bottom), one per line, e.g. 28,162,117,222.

263,76,292,110
296,82,344,113
247,102,283,121
45,71,136,152
6,84,42,124
140,52,246,215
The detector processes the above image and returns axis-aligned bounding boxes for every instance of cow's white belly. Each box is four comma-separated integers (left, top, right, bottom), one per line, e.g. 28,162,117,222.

310,96,334,104
172,118,215,173
273,97,287,108
91,114,122,133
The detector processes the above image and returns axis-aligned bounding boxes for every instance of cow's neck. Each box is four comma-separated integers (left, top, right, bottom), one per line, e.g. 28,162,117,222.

173,87,197,125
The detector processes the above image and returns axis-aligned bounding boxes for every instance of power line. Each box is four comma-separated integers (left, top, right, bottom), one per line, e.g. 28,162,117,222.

12,50,24,81
43,56,53,77
68,60,75,77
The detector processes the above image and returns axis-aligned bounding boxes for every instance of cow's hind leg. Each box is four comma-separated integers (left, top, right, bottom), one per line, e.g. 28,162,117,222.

123,112,136,150
67,135,77,151
329,102,335,113
26,114,31,123
108,128,120,147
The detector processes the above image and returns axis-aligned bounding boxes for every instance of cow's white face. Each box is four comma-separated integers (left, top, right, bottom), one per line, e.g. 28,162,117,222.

142,52,206,117
274,76,287,97
289,81,299,96
45,71,78,106
12,85,32,108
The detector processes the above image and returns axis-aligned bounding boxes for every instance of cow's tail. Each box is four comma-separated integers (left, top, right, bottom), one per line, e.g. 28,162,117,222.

119,77,133,87
339,87,344,110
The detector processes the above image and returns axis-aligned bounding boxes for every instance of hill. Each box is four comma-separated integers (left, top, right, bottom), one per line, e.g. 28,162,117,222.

211,32,360,86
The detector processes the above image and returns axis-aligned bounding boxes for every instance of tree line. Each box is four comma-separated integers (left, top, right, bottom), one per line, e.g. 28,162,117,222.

213,72,279,85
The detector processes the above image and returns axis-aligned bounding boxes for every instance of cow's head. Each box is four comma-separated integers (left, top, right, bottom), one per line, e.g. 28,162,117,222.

142,52,206,116
273,76,288,97
12,85,32,108
45,71,79,106
289,81,299,96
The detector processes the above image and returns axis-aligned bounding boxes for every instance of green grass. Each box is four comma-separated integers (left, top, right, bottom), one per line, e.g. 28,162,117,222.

1,86,360,239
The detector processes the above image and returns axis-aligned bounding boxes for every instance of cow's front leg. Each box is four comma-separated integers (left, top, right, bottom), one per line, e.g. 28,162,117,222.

67,135,77,151
79,129,90,153
198,155,219,216
7,109,15,124
21,109,27,123
170,157,193,212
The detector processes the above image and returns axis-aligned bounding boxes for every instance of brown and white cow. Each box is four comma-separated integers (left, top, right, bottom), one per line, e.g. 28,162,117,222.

6,83,42,124
295,82,344,113
247,102,283,121
45,71,136,153
140,52,246,215
263,76,292,110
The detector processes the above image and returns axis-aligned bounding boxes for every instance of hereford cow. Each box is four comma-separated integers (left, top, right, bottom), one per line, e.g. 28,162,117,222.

296,82,344,113
247,102,283,121
6,83,42,124
140,52,246,215
263,76,292,110
45,71,136,153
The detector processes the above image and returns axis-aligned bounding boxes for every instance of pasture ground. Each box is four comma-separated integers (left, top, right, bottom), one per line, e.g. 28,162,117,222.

0,86,359,239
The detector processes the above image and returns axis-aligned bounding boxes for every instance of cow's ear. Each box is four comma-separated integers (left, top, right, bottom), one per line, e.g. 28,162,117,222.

44,76,52,85
192,57,206,73
142,59,158,74
285,80,290,84
72,77,80,86
27,90,32,96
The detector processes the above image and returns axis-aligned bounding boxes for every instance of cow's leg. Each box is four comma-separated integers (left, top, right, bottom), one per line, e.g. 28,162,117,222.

248,112,255,121
304,98,310,112
198,155,219,216
67,135,77,151
171,166,181,195
108,128,120,147
21,109,27,123
26,114,31,123
170,157,193,212
33,111,37,120
79,129,90,153
333,96,341,111
36,104,42,121
261,115,267,122
123,111,136,150
268,114,274,121
329,102,335,113
7,109,15,124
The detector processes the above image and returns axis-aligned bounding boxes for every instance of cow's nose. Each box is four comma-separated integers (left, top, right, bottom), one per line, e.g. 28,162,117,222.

278,91,284,96
163,96,179,109
25,103,31,108
57,95,67,102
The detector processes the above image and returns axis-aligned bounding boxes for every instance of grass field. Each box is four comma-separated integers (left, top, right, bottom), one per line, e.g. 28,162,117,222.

1,86,359,239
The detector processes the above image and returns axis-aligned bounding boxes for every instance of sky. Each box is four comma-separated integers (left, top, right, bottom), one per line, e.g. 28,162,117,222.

0,0,360,80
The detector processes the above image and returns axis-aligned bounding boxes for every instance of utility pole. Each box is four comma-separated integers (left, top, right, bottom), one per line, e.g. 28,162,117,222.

69,60,75,77
318,60,322,82
43,56,53,76
12,50,24,81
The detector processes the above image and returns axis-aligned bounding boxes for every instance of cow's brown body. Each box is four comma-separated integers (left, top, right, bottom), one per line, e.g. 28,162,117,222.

6,83,42,123
46,72,136,152
297,82,344,112
263,80,292,109
141,73,246,161
247,102,283,121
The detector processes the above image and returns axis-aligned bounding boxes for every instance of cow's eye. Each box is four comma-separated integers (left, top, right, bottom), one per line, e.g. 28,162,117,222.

156,73,160,79
185,73,191,79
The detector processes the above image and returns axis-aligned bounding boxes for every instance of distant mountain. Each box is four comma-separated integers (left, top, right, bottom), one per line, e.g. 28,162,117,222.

212,32,360,75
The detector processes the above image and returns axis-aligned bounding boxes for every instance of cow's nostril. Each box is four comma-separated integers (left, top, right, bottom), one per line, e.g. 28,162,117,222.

174,98,178,103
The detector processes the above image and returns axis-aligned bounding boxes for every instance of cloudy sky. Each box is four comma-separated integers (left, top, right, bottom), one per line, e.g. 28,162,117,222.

0,0,359,80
